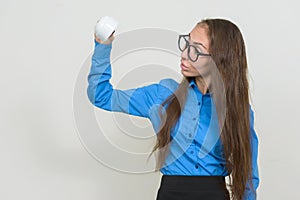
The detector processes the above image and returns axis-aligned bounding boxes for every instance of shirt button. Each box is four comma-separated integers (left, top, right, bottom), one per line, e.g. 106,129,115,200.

198,102,201,106
195,164,199,169
192,117,196,121
190,150,194,154
188,133,192,138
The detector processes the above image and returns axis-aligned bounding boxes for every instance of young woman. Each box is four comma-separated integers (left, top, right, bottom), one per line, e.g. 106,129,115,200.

87,18,259,200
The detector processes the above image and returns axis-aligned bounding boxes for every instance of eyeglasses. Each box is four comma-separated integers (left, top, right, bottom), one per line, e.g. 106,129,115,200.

178,34,211,62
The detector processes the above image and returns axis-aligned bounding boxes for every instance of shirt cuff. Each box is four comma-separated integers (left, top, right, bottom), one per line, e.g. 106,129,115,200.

94,39,112,48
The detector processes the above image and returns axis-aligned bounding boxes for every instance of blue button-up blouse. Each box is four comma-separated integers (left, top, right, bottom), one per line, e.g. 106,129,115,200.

87,41,259,200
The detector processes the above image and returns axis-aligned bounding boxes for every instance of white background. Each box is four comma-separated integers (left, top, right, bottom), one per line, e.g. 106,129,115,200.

1,0,299,199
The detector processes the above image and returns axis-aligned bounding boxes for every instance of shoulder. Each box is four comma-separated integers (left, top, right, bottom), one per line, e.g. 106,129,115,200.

152,78,179,103
158,78,179,92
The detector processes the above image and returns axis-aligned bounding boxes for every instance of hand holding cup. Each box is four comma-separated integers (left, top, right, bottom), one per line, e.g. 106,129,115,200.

94,16,118,44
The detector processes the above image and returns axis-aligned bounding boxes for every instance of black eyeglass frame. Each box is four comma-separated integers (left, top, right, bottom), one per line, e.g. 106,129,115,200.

178,34,211,62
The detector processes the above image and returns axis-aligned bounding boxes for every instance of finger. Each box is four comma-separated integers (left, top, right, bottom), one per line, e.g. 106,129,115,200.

94,34,103,43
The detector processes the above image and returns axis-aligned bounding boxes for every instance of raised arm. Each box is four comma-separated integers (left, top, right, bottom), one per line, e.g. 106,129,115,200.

87,37,174,119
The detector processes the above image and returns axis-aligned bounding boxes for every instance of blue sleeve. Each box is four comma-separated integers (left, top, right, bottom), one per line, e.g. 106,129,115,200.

87,40,164,118
243,106,260,200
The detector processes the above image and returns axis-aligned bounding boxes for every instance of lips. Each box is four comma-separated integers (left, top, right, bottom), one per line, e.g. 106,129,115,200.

180,62,189,70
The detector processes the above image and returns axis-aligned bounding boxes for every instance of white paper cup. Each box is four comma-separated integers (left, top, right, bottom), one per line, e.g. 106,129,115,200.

94,16,118,41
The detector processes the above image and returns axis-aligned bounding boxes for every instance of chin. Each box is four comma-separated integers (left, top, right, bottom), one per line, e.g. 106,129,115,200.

181,70,197,78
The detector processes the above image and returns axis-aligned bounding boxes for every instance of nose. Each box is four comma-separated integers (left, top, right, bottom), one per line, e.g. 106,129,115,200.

181,47,188,61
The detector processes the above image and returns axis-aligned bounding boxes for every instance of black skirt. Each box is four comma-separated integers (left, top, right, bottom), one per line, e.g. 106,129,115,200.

156,175,230,200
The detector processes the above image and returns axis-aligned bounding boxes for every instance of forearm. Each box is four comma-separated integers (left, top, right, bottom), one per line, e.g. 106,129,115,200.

243,106,260,200
87,40,113,110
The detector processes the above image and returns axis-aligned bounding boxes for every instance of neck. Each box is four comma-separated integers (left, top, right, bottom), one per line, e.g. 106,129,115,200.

195,76,211,95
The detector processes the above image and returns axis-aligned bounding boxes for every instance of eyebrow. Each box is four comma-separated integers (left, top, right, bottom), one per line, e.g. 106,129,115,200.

188,33,208,50
194,42,207,49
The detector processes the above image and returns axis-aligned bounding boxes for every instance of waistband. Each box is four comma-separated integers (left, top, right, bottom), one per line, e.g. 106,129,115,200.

160,175,227,191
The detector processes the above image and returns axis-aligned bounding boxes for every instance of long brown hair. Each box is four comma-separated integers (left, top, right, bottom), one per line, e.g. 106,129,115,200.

151,19,253,200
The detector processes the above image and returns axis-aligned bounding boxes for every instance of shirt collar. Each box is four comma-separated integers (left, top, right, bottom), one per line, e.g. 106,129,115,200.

188,78,212,96
188,78,197,87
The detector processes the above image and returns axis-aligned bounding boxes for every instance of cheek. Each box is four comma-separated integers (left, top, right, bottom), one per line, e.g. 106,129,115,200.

193,57,210,68
189,65,201,75
190,58,212,76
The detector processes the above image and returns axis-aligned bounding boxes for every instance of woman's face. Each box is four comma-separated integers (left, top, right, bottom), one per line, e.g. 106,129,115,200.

180,24,212,78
